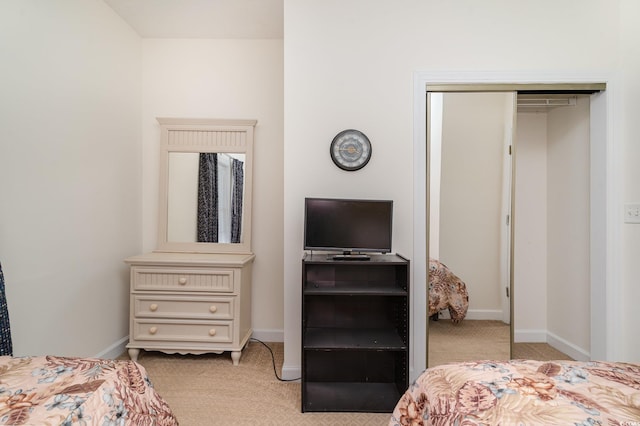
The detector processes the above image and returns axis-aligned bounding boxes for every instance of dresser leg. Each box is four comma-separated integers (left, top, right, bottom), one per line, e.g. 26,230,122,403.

128,348,140,362
231,350,242,366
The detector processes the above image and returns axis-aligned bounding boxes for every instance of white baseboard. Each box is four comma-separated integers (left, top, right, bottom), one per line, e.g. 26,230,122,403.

439,309,503,321
547,331,590,361
258,330,295,381
251,328,284,343
95,336,129,359
281,364,301,381
514,329,547,343
514,329,590,361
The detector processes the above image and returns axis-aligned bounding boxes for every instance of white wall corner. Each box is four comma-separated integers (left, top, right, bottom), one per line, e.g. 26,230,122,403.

251,328,284,343
438,309,503,321
281,364,301,382
514,329,547,343
94,336,129,360
547,331,590,361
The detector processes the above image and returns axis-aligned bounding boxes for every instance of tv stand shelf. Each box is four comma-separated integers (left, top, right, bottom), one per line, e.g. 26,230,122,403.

304,382,401,413
304,281,407,295
305,327,406,350
301,253,409,413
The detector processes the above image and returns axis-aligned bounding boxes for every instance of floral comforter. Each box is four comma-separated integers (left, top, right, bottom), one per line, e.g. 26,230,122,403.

390,359,640,425
428,259,469,323
0,355,177,425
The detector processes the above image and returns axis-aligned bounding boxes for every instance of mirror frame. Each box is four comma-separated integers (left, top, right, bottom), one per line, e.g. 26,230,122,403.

156,117,257,254
426,89,517,366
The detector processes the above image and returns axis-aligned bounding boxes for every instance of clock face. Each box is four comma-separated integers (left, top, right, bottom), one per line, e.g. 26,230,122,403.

330,129,372,171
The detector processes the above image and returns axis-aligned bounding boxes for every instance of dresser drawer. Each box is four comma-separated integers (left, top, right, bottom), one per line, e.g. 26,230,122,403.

132,295,234,320
131,267,235,292
131,319,232,343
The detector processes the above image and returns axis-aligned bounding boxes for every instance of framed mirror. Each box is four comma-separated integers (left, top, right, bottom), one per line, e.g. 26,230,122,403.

156,117,256,254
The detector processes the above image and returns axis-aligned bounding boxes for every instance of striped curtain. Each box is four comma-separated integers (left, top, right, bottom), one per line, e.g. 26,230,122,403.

230,158,244,244
197,153,219,243
0,262,13,356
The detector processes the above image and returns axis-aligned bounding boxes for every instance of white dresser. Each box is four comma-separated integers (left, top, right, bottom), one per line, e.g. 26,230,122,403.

125,251,254,365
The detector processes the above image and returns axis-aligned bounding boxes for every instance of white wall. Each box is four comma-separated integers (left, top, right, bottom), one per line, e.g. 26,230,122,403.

141,39,285,336
514,99,591,359
514,113,548,339
620,0,640,361
439,93,506,315
0,0,141,356
546,97,591,355
283,0,634,379
166,153,199,242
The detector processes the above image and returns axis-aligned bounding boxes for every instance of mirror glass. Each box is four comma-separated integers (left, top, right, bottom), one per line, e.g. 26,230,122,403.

427,92,514,367
167,152,246,244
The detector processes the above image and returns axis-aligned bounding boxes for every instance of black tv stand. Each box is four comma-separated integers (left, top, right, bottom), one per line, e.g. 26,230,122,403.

331,253,370,261
301,253,410,412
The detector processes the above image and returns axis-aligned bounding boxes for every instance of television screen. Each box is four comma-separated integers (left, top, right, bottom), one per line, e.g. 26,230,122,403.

304,197,393,254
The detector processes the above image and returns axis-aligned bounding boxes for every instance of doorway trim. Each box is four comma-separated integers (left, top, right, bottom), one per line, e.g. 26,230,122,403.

411,71,621,380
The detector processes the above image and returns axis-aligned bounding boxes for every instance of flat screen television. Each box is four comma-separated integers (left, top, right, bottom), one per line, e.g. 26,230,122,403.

304,197,393,259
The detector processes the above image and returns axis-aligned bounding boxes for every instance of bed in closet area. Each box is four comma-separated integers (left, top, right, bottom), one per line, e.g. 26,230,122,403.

389,359,640,425
428,258,469,323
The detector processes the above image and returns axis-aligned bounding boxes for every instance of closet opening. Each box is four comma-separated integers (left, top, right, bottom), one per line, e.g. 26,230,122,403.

412,78,610,381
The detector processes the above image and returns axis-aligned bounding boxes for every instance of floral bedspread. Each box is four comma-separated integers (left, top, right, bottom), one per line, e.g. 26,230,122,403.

428,259,469,323
0,355,178,425
390,359,640,425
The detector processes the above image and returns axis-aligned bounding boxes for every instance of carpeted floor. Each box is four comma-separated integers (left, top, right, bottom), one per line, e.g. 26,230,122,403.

513,341,574,361
428,319,511,367
428,319,573,367
132,326,572,425
132,341,391,426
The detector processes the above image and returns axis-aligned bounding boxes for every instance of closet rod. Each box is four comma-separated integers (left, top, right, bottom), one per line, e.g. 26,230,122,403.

517,96,578,107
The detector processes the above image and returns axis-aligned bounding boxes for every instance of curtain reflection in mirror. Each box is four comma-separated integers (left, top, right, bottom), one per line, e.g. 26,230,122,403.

0,262,12,356
197,153,219,242
230,158,243,243
197,153,244,243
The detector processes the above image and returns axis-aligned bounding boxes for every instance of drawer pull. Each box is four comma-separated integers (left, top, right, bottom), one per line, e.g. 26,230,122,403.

178,277,187,285
209,328,217,336
149,326,158,335
149,303,158,312
209,305,218,313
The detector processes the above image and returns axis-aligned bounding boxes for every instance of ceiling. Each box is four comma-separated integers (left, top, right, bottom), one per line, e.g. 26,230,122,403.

104,0,284,39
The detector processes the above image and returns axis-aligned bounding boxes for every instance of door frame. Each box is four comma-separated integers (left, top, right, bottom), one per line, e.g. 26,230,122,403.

500,93,516,326
411,71,621,381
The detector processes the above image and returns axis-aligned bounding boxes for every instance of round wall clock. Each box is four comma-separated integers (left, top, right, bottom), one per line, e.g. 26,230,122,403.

330,129,372,171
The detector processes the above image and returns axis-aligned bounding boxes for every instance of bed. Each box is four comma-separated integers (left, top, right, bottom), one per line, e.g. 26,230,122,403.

0,354,178,425
428,259,469,323
389,359,640,425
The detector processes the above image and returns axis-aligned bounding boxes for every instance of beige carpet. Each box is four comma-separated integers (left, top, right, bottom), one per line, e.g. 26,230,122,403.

429,319,511,367
132,341,390,426
428,319,573,367
513,342,574,361
132,329,572,425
